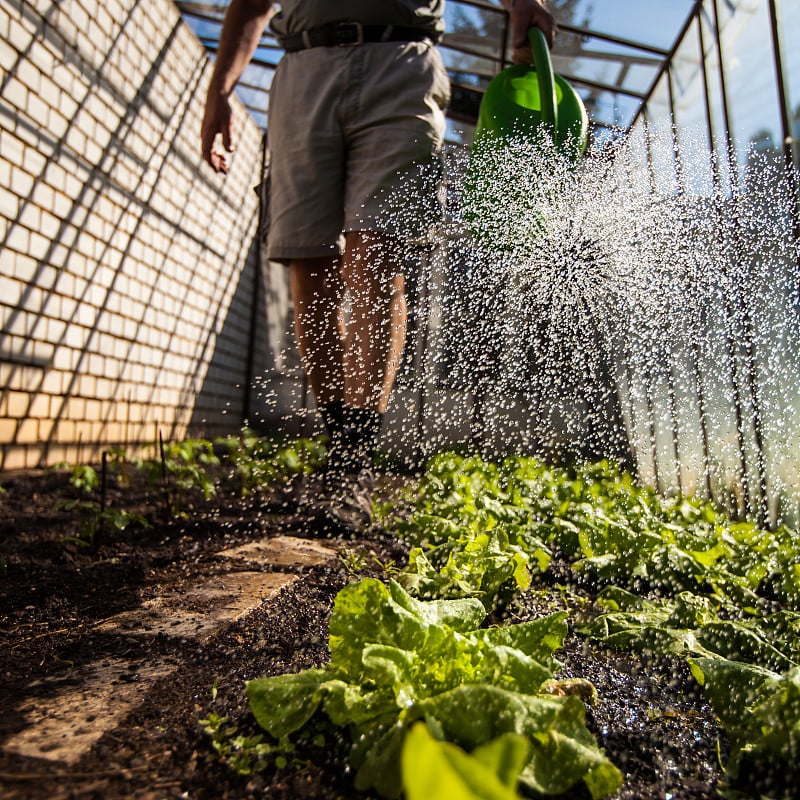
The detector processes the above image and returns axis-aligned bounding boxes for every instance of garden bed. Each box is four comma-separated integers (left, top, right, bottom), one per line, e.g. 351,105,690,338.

0,441,794,799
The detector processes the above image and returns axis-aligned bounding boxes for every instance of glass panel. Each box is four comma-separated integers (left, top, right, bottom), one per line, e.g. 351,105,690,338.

670,17,716,194
553,41,660,97
591,93,640,131
564,0,696,51
716,0,783,174
440,48,498,90
444,1,505,61
699,0,734,194
643,74,679,195
776,0,800,167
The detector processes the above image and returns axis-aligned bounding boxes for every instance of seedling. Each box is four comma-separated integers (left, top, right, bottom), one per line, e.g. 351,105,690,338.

217,429,326,497
55,455,146,547
56,462,100,494
133,437,220,518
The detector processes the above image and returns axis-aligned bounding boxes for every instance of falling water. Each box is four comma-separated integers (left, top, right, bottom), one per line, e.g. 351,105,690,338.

426,124,800,527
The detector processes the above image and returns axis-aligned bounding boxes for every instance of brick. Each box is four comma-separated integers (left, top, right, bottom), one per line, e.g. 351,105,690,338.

62,171,85,201
16,57,41,94
10,165,34,197
39,70,62,105
0,418,17,442
31,179,55,213
27,230,50,261
53,6,78,49
64,125,87,158
16,201,41,232
54,419,77,444
39,209,61,239
76,302,95,328
22,141,46,175
6,390,30,418
52,189,72,218
38,370,64,396
25,90,49,128
0,37,15,71
51,346,74,371
0,130,24,164
16,418,41,444
27,393,52,419
0,185,19,218
47,318,67,342
84,397,101,420
37,419,54,440
3,73,28,114
95,376,113,398
0,284,21,315
7,16,35,53
64,395,86,420
30,36,56,73
88,353,104,376
44,108,68,140
25,338,55,365
4,223,30,254
71,2,90,38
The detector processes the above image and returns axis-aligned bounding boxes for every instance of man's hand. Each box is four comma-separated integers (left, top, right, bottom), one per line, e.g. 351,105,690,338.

504,0,557,63
201,88,234,173
198,0,274,173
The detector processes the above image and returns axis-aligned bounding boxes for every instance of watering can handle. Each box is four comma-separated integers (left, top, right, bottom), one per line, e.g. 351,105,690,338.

528,27,558,131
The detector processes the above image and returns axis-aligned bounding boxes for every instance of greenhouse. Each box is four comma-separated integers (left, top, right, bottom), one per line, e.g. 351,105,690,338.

1,1,800,798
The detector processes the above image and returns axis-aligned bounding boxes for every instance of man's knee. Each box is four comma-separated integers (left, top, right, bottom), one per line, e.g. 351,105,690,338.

289,257,343,302
342,231,405,293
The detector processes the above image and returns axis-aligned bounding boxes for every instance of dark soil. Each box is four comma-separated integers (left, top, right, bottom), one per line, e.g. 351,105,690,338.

0,461,757,799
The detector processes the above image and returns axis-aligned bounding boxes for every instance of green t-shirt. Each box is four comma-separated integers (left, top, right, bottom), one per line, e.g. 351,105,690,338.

269,1,445,39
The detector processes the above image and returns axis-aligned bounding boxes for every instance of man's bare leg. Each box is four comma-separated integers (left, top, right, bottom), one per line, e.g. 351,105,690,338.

341,230,407,415
290,233,406,534
289,256,346,407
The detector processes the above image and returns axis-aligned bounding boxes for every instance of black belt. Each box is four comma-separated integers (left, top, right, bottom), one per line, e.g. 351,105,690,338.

279,22,434,52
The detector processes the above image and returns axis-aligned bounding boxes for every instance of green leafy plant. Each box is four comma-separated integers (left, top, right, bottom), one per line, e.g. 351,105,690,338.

57,462,100,494
55,459,145,546
689,658,800,779
392,451,800,791
132,437,219,518
402,721,530,800
199,712,282,776
401,453,800,610
582,586,800,672
246,577,621,799
216,429,325,497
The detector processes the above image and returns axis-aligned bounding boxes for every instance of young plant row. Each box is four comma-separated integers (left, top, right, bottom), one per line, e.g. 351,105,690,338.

393,452,800,790
237,452,624,799
52,430,325,545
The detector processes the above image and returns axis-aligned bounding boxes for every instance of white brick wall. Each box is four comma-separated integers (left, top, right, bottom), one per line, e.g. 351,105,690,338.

0,0,270,469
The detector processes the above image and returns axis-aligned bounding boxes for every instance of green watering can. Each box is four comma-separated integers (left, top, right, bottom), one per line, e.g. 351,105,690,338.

473,27,588,160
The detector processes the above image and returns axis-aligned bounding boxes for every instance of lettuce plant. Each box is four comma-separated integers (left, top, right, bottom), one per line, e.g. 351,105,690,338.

246,578,621,799
690,658,800,778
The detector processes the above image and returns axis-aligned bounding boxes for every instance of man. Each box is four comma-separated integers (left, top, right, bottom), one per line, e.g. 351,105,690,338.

201,0,556,536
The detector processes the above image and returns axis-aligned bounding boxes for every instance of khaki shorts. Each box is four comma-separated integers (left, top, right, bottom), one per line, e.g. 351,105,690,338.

265,40,450,263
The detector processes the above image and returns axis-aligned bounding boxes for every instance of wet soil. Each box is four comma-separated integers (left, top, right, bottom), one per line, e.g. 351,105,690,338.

0,463,761,799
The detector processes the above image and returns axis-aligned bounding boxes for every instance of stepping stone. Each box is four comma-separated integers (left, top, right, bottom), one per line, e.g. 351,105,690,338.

215,534,336,567
4,658,177,765
94,571,298,640
3,536,337,767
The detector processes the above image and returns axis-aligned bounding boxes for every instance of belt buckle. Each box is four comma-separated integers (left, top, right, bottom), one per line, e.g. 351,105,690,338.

336,21,364,46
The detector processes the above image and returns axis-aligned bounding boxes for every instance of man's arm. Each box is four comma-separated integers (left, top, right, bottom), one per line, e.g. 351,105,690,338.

201,0,274,173
500,0,556,63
